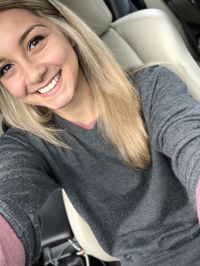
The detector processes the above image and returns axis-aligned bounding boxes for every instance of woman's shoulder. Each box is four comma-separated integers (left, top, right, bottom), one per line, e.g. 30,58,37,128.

130,65,181,85
0,125,53,174
129,65,186,98
0,126,42,154
1,126,30,143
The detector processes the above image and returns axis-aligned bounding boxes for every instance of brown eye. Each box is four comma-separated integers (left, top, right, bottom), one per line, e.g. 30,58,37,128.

28,35,44,50
0,64,13,77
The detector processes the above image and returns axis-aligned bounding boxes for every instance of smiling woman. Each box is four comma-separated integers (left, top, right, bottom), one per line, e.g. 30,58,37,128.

1,1,200,266
0,0,149,167
0,9,84,114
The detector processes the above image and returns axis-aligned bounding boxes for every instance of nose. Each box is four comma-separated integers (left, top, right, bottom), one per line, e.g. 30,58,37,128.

23,60,47,87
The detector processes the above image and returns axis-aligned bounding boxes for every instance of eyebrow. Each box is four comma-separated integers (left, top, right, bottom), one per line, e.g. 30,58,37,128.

0,24,47,64
19,24,47,45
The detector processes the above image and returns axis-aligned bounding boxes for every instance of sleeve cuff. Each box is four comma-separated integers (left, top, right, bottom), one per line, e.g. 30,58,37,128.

0,214,25,266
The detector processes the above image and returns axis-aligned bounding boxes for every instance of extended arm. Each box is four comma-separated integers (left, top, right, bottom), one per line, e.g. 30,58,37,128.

0,129,59,265
135,66,200,210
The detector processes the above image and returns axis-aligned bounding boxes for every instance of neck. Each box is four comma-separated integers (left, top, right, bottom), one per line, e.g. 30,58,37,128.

54,68,98,124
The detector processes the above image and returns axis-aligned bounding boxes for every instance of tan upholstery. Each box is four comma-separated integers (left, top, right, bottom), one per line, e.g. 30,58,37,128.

101,28,142,67
60,0,112,36
112,9,200,100
60,0,142,67
62,190,119,261
144,0,188,42
61,0,200,99
143,0,197,58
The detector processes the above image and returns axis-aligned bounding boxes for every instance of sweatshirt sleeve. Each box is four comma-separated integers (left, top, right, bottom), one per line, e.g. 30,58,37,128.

134,66,200,210
0,129,59,266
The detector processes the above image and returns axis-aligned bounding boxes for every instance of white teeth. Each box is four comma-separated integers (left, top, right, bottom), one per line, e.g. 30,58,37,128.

38,73,60,94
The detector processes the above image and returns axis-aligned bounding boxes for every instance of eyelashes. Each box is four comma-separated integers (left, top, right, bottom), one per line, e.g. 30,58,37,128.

28,35,45,50
0,64,13,78
0,35,45,78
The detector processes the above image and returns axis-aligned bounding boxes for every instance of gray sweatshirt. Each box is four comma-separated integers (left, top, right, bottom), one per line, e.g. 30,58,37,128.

0,66,200,266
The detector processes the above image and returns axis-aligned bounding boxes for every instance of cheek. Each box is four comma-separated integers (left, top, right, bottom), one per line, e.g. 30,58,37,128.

50,38,78,66
44,38,68,63
2,79,26,98
53,44,79,84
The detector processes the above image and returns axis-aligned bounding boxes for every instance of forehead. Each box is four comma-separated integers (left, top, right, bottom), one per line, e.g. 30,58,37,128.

0,9,50,56
0,9,50,47
0,8,45,29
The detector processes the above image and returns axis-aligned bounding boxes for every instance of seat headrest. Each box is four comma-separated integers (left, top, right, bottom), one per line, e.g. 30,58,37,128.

60,0,112,36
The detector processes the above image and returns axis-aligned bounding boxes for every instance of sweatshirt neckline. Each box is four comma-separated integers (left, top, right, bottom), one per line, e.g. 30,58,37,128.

52,114,98,132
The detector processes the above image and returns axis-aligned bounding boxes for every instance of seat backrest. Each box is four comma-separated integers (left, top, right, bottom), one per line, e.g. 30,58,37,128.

143,0,198,59
62,190,119,262
60,0,142,68
61,0,200,99
111,9,200,100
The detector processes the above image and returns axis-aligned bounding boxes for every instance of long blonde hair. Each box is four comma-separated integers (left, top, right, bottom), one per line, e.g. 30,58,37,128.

0,0,150,168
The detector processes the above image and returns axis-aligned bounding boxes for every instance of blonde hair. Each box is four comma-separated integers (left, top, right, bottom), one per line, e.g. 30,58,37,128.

0,0,150,168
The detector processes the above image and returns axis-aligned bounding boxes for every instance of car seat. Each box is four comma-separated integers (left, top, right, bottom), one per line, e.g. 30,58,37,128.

62,0,200,99
56,0,200,262
143,0,199,60
103,0,199,60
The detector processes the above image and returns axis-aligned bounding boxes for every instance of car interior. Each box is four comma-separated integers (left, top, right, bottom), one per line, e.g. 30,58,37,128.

1,0,200,265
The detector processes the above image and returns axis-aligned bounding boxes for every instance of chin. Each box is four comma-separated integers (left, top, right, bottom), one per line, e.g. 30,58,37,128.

50,97,72,111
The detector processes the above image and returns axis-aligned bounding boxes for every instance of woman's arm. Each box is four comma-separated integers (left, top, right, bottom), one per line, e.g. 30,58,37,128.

0,214,25,266
0,129,59,265
135,66,200,210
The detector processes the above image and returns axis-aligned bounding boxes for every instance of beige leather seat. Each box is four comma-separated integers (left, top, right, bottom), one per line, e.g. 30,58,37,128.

143,0,198,60
143,1,189,45
62,0,200,100
59,0,200,262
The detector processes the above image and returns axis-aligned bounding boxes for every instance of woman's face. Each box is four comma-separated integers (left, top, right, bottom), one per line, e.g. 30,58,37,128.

0,8,81,111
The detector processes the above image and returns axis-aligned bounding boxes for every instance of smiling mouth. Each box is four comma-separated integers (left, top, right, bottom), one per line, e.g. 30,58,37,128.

38,71,61,94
